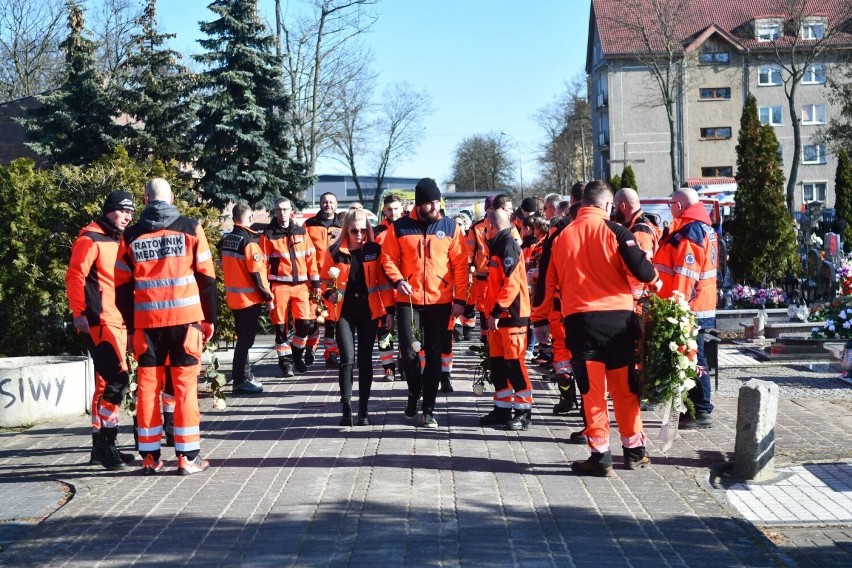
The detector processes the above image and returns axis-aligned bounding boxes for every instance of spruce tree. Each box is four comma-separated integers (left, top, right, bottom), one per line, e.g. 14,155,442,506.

193,0,308,210
620,165,638,192
835,149,852,253
729,94,799,285
610,174,621,190
19,2,119,166
113,0,198,165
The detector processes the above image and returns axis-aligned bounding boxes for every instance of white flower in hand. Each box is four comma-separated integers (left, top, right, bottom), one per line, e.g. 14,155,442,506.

682,378,696,391
669,341,679,352
328,266,341,279
411,340,422,352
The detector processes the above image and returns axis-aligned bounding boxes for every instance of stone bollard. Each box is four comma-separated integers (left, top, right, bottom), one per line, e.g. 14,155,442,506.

733,379,779,481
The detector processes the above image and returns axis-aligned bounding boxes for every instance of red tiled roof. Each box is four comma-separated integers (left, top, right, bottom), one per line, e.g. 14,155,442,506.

592,0,852,56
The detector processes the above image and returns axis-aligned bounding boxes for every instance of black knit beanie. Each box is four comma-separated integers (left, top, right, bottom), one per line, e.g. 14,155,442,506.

414,178,442,205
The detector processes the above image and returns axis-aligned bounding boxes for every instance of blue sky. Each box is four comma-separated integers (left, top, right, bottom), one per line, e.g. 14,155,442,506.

156,0,590,186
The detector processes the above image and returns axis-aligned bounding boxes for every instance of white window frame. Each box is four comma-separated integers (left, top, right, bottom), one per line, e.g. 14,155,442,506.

801,103,827,125
801,21,826,40
802,144,827,165
802,182,827,202
759,106,783,126
758,65,783,86
757,22,782,41
802,64,826,85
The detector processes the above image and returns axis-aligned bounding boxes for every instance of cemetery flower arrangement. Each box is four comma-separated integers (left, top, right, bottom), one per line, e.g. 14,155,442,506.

836,255,852,297
729,284,787,308
810,295,852,339
641,291,698,418
810,233,823,247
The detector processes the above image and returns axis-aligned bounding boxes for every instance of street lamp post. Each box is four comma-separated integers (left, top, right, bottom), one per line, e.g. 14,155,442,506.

501,131,524,199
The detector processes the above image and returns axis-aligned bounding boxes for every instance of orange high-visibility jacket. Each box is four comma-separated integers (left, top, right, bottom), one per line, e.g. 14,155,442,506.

466,217,490,281
653,203,718,319
380,210,469,307
531,217,570,324
260,219,320,286
625,210,662,299
550,206,657,317
66,219,125,327
485,228,530,327
304,214,343,273
321,241,394,320
115,202,217,330
220,224,273,310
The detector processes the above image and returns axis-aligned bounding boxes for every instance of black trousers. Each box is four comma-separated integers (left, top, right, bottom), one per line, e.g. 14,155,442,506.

336,299,379,407
396,302,453,413
231,303,262,383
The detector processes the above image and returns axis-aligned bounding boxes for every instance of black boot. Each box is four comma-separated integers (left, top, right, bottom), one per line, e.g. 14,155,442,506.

94,427,127,471
552,373,577,415
292,347,307,374
453,324,463,342
440,372,454,393
479,406,512,426
404,394,419,419
340,400,353,426
623,445,651,470
304,347,315,366
571,451,614,477
505,409,532,431
90,431,134,465
163,411,175,447
357,400,371,426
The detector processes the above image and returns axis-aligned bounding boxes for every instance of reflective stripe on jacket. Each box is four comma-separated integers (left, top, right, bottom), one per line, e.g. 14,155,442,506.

322,241,393,320
115,204,217,329
380,210,469,307
220,224,272,310
653,203,717,317
260,219,320,286
66,219,125,327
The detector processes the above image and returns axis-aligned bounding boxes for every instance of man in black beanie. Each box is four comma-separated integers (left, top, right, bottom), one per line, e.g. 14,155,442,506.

66,190,137,470
381,178,470,428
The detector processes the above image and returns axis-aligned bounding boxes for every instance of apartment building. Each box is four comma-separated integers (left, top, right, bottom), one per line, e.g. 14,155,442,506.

586,0,852,207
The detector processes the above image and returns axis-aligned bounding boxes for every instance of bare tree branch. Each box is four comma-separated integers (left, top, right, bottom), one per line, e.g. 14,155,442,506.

0,0,64,100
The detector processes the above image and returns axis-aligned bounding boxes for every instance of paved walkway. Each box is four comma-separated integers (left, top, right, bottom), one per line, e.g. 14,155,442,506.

0,339,850,567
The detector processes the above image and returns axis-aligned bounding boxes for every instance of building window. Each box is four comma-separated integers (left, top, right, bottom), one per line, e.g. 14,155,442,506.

757,23,782,41
759,106,783,126
801,22,826,40
700,127,732,140
701,166,733,177
802,144,827,164
801,103,827,124
699,87,731,100
803,182,827,202
758,65,783,86
802,64,826,84
698,51,730,65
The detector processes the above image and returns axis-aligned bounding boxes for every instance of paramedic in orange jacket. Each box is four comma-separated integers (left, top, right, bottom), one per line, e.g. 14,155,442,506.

380,178,469,428
304,192,343,368
260,197,320,377
66,190,137,470
322,208,395,426
614,188,661,300
373,193,404,382
465,195,495,346
478,208,534,431
115,178,216,476
653,187,718,430
221,203,273,395
549,180,658,477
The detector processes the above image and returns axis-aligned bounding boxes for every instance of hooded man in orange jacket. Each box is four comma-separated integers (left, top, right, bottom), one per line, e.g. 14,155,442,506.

653,187,718,429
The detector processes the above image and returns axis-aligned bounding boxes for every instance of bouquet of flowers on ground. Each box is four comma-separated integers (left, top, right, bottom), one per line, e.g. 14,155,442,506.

729,284,787,308
810,295,852,339
642,291,699,450
837,255,852,297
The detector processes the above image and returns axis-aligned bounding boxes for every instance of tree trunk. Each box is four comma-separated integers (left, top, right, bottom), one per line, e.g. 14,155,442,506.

786,81,801,214
667,105,679,192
